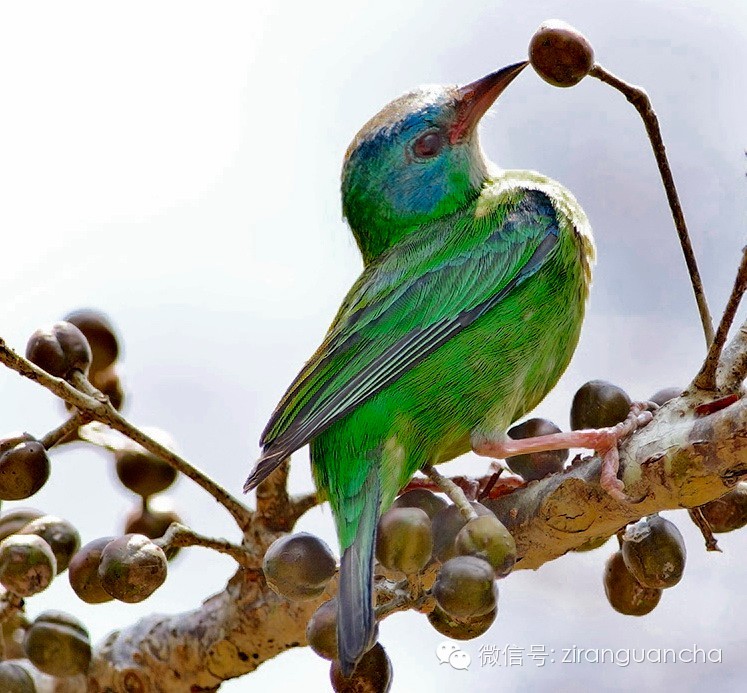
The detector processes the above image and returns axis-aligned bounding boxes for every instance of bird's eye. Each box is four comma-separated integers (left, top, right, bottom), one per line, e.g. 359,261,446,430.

412,131,443,159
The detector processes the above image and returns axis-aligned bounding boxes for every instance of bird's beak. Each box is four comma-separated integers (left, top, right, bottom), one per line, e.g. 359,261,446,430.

450,61,529,144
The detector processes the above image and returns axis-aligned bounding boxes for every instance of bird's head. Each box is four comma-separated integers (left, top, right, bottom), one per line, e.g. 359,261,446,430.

341,61,527,263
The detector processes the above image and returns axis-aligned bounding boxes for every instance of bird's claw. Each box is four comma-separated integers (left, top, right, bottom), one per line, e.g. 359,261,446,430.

598,402,654,502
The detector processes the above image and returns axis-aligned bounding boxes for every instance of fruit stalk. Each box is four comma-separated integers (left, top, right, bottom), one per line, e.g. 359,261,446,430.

0,337,254,532
422,463,478,522
692,246,747,391
155,524,252,567
589,63,715,347
39,410,90,449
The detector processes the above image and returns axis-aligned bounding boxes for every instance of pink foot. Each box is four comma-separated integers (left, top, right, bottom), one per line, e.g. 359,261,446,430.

471,403,654,501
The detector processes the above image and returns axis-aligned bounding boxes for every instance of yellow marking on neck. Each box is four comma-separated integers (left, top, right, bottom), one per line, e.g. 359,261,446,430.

475,169,596,287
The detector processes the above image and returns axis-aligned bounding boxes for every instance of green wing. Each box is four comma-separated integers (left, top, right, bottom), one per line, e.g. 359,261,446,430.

244,188,562,490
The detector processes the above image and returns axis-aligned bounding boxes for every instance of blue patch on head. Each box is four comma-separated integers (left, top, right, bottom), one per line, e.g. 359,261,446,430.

341,86,479,257
352,101,449,164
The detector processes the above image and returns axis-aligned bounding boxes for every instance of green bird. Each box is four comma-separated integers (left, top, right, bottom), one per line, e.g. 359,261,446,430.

244,60,596,675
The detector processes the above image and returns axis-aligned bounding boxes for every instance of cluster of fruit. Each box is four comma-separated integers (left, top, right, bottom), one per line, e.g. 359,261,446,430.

604,515,685,616
0,508,90,684
22,310,183,539
0,310,187,686
260,377,747,690
510,380,747,615
0,506,170,685
3,307,746,691
262,485,516,690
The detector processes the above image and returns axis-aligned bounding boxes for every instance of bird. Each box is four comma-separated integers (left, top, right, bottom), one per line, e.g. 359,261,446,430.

245,60,597,675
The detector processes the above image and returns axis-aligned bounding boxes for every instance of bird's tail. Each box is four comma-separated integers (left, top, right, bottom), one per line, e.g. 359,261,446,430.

337,473,380,677
243,449,287,492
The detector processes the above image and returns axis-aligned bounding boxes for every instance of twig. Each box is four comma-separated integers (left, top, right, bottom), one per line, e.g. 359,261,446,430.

718,319,747,391
692,247,747,391
404,472,524,499
404,473,482,499
590,63,715,347
422,463,477,521
288,492,320,525
478,468,503,500
0,338,254,532
39,411,90,449
105,411,253,531
0,592,25,661
687,508,721,552
254,458,293,532
69,369,106,399
0,592,24,625
375,592,413,620
374,562,439,620
155,523,252,567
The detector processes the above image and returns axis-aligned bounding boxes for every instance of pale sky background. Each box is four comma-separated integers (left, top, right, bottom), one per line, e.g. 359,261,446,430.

1,1,746,691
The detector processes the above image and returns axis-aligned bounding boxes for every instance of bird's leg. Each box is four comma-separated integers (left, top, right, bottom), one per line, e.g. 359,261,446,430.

471,403,655,501
422,463,478,521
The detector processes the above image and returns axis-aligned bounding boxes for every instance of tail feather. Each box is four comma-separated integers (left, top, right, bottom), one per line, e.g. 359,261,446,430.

243,451,287,492
337,475,380,677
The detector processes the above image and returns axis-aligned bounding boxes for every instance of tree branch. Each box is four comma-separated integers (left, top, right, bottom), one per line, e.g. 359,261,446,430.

0,338,254,533
39,411,90,449
288,491,320,525
693,247,747,391
254,458,297,532
590,63,715,347
718,316,747,391
155,523,252,567
82,382,747,690
88,565,325,691
486,393,746,569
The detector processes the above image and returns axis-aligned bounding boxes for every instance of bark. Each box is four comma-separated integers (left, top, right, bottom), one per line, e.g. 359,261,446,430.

3,314,747,692
82,389,747,691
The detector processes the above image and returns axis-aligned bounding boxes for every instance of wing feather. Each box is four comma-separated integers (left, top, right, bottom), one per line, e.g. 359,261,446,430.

244,188,563,490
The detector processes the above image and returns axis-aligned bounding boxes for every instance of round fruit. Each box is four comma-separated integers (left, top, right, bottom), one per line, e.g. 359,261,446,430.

91,366,125,410
23,610,91,677
0,507,45,541
306,599,338,660
115,449,177,498
427,604,497,641
570,380,631,430
124,506,180,540
432,556,497,619
454,515,516,577
330,642,391,693
19,515,80,573
376,507,432,575
98,534,167,603
391,488,447,519
648,387,682,407
0,662,35,692
63,308,120,374
25,322,92,379
0,432,35,454
0,534,56,596
529,19,595,87
263,533,336,601
621,515,685,589
506,418,568,481
68,537,116,604
699,484,747,533
604,551,661,616
0,441,50,500
431,502,493,562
